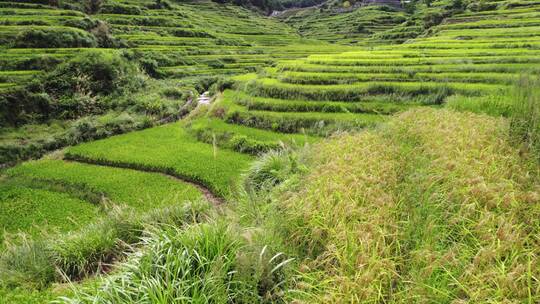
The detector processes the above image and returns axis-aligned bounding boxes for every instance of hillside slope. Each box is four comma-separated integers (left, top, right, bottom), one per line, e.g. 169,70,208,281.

276,1,407,44
0,0,349,165
1,0,540,303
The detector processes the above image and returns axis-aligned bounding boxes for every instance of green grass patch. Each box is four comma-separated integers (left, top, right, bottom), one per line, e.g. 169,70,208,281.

65,123,253,198
0,182,97,242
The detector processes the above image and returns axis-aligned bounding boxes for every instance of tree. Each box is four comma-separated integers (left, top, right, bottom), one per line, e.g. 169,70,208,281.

85,0,103,14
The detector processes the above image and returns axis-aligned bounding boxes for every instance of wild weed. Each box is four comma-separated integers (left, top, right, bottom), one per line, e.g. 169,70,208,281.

510,75,540,158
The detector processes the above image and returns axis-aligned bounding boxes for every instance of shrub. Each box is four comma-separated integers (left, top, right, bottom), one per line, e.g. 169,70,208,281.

43,51,143,99
84,0,103,14
148,0,173,9
90,21,127,48
63,17,98,30
13,28,97,48
209,77,235,95
100,3,143,15
243,149,305,192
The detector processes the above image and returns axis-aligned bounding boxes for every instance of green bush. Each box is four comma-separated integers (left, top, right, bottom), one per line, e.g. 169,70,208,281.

243,149,305,192
0,51,145,124
0,51,142,125
43,51,143,98
63,17,99,30
13,28,97,48
101,2,143,15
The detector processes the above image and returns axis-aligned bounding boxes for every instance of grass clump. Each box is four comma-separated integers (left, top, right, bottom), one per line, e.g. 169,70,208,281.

0,201,211,292
510,75,540,158
59,221,294,303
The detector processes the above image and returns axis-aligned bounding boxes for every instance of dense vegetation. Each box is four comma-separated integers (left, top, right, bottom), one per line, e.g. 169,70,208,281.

0,0,348,165
1,0,540,303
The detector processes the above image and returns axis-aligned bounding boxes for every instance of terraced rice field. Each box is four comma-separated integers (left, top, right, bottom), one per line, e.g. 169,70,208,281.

61,0,540,215
277,4,407,45
0,158,204,243
41,0,540,198
1,0,540,302
1,0,539,243
0,0,350,91
198,0,540,140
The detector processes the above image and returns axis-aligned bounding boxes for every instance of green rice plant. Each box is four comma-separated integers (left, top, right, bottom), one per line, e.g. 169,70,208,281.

187,117,315,155
446,93,514,116
0,287,57,304
244,78,497,102
224,104,385,134
65,123,253,198
6,159,203,211
0,182,98,243
232,90,421,113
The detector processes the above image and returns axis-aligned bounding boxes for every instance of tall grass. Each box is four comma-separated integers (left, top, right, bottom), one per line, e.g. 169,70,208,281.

449,74,540,158
510,75,540,157
234,108,540,303
0,201,211,291
60,222,293,303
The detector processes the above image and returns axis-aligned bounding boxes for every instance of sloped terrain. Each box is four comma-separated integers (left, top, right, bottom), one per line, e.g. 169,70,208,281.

0,0,349,165
203,0,540,143
1,0,540,303
277,3,407,44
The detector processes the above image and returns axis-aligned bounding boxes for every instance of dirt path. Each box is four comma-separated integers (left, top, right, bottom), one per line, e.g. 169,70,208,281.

197,91,211,105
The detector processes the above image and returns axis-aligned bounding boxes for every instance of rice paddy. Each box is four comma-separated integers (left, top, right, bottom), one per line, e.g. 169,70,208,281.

1,0,540,302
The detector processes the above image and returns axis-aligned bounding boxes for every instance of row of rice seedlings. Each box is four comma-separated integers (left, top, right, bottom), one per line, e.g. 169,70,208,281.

217,91,385,134
305,55,540,66
244,77,500,102
187,117,316,154
6,159,203,212
318,48,540,58
278,71,520,85
64,123,253,199
437,18,540,30
279,62,540,74
231,90,420,114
